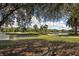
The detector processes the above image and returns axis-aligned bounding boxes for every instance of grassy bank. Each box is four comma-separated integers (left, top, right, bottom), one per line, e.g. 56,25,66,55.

15,34,79,43
5,32,39,35
1,33,79,49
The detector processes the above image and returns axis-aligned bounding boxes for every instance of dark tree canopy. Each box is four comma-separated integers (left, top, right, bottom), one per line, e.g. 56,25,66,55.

0,3,64,27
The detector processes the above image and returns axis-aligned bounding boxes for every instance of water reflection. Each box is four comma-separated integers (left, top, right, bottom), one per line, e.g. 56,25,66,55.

0,33,39,40
0,33,9,40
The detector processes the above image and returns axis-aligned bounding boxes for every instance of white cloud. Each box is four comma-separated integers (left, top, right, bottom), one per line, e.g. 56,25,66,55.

12,16,72,30
31,16,40,28
13,18,18,27
30,16,72,30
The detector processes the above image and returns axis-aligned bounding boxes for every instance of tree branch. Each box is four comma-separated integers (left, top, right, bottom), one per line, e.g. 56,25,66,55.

0,4,27,27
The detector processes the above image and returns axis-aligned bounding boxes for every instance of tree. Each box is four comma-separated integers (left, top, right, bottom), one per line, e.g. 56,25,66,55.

43,25,48,32
40,25,44,33
33,24,38,32
66,4,79,35
40,25,48,34
0,4,32,27
0,3,64,27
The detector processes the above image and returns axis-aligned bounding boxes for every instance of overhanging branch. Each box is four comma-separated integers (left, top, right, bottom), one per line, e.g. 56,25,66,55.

0,4,27,27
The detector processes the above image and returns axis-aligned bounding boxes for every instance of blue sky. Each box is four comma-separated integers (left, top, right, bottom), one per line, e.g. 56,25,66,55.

31,16,72,30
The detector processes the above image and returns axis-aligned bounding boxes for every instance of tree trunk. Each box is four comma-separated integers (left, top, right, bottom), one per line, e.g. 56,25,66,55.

74,18,78,35
0,26,1,32
74,25,77,35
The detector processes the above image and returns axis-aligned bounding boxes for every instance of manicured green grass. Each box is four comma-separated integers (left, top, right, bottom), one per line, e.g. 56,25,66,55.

5,32,39,35
15,34,58,40
1,34,79,49
59,37,79,42
15,34,79,43
1,32,79,49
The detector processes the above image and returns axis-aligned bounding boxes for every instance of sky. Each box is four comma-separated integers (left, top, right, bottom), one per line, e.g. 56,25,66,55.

0,8,72,30
0,13,72,30
31,16,72,30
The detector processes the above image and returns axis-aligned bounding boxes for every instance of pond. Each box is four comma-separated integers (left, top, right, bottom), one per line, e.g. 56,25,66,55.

0,33,9,40
0,32,39,40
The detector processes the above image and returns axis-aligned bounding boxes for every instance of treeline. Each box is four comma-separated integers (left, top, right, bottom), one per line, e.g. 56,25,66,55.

0,24,72,34
0,25,48,34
